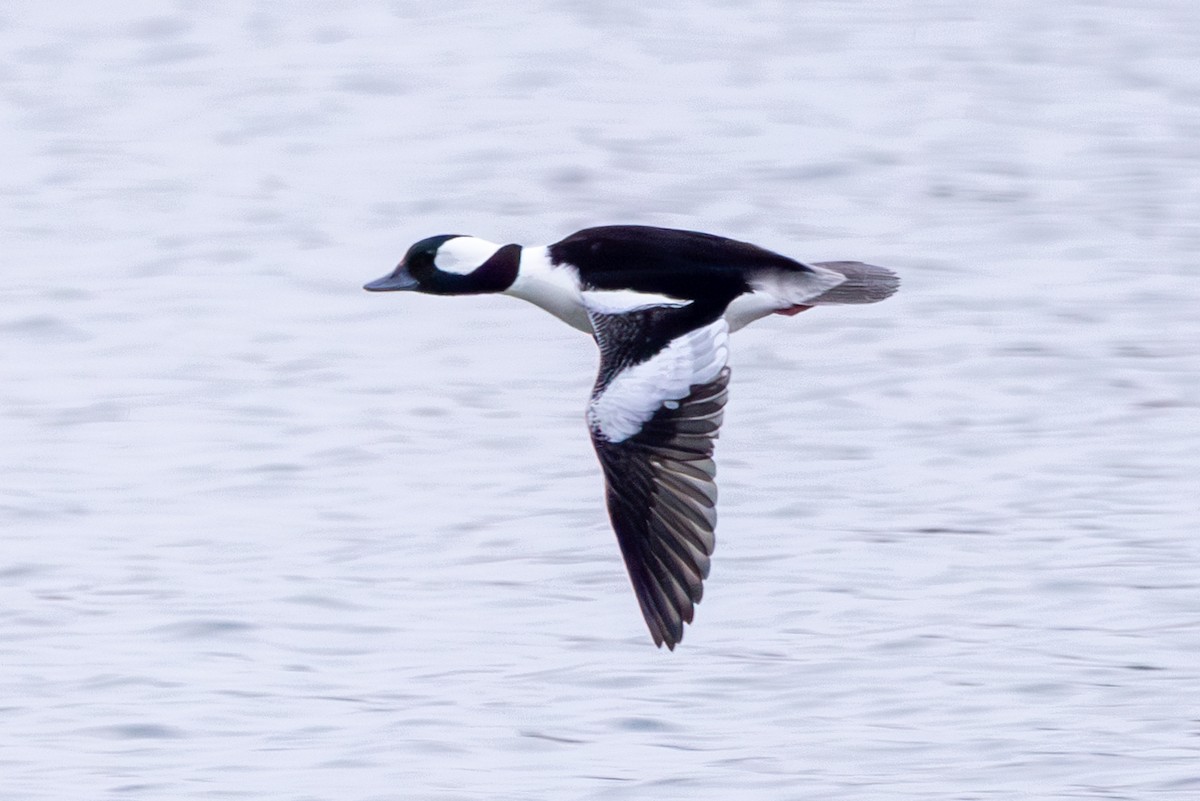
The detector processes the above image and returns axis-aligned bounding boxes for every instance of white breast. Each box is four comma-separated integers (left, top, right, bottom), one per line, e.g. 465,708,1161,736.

504,246,593,333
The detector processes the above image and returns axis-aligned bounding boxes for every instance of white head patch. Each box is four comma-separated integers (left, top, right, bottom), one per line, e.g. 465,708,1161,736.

434,237,502,275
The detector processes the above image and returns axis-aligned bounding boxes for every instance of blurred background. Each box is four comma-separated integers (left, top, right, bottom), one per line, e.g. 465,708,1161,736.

2,2,1198,799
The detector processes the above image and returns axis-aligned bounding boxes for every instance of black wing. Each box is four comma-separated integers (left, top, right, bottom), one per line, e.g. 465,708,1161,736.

584,300,731,649
549,225,795,302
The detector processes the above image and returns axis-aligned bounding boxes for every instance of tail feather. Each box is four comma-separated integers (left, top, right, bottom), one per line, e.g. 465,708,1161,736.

808,261,900,304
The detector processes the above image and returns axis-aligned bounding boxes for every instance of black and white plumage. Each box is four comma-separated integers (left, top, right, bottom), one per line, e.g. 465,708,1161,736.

365,225,899,649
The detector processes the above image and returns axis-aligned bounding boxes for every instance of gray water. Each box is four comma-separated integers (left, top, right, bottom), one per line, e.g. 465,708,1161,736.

3,2,1199,799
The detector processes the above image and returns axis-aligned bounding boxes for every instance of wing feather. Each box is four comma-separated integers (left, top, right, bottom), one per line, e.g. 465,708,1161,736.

584,298,731,649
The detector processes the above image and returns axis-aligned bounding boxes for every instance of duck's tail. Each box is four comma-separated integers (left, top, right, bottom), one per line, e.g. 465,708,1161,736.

808,261,900,304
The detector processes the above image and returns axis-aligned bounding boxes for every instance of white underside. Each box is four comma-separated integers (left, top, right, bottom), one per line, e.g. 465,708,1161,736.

724,291,787,332
581,288,693,315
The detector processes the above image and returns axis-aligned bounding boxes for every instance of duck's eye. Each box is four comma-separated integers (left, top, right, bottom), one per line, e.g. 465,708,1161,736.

406,251,437,280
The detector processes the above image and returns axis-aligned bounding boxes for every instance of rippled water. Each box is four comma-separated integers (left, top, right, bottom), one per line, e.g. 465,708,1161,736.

3,2,1199,799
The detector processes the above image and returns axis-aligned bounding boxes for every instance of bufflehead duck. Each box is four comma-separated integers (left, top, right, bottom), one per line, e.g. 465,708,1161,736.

366,225,898,649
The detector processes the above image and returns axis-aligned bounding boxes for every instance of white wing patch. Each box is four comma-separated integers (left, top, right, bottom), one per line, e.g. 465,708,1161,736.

588,318,729,443
582,289,693,315
434,236,502,275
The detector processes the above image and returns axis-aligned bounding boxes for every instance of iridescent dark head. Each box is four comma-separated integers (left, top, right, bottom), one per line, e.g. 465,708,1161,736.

364,235,521,296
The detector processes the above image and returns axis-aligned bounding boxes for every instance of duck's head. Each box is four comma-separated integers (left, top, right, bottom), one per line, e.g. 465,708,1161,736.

364,235,521,296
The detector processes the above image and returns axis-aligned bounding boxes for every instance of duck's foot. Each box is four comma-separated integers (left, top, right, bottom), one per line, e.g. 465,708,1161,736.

774,304,813,317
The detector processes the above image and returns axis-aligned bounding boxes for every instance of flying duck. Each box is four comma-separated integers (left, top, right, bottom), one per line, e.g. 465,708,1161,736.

365,225,898,648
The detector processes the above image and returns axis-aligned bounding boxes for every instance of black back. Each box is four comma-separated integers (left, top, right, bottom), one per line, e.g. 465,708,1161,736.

548,225,806,301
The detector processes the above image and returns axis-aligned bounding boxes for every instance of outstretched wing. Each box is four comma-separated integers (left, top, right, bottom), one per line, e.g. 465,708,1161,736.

583,294,731,649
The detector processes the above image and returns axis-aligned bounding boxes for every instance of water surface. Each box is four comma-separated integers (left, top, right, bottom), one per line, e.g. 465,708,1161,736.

3,2,1199,799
